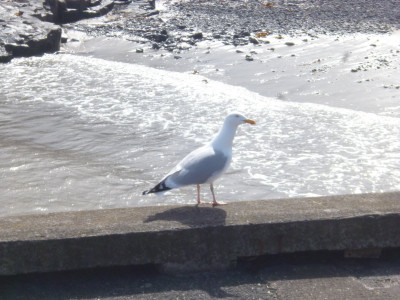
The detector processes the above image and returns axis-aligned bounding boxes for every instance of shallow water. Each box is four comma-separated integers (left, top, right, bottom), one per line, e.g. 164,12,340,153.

1,54,399,216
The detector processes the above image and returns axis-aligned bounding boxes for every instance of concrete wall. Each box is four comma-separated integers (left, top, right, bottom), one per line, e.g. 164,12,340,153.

0,192,399,275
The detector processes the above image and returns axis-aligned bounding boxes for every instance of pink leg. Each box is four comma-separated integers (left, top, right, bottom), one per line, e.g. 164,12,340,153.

197,184,201,204
196,184,210,205
210,183,226,207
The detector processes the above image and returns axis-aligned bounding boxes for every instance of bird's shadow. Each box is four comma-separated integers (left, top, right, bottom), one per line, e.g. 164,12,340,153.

144,205,227,227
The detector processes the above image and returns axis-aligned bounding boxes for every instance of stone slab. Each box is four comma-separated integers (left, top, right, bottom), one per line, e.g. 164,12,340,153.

0,192,399,275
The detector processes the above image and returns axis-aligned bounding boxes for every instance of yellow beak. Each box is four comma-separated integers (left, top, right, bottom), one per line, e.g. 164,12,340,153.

244,119,256,125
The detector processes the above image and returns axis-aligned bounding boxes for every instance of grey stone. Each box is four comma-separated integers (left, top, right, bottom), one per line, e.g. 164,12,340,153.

249,36,259,44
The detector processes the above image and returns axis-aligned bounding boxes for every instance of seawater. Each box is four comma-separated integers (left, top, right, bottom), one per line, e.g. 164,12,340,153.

1,54,399,216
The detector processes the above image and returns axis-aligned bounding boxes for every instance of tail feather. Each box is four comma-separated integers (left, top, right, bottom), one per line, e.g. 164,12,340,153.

142,179,172,195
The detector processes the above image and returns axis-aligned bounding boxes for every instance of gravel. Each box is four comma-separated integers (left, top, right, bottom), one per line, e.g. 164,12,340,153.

69,0,400,51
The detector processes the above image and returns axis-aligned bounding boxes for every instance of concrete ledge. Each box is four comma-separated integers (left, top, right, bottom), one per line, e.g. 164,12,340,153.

1,192,399,275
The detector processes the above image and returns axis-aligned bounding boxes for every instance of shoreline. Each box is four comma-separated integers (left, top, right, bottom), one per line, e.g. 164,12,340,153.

2,0,400,63
60,0,400,116
63,29,400,117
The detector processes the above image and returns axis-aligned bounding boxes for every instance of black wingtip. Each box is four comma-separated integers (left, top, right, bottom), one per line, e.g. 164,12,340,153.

143,179,172,195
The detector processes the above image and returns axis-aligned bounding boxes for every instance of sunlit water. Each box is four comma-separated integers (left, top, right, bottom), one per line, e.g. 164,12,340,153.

1,54,399,216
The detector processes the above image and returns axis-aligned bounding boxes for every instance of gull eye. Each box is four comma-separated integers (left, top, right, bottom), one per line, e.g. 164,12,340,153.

235,114,240,118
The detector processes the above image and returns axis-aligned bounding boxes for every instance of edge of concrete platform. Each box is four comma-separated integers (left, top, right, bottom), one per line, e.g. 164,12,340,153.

0,192,399,275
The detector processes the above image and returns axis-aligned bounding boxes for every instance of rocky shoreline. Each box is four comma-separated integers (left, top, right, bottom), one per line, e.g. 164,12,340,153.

0,0,123,63
68,0,400,55
1,0,400,63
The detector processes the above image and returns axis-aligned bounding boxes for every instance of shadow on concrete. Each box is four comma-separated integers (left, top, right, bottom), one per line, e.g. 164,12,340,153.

0,265,241,299
143,205,227,227
2,250,400,299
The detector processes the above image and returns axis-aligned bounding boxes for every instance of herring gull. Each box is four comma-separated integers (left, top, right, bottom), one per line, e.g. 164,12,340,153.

142,113,256,206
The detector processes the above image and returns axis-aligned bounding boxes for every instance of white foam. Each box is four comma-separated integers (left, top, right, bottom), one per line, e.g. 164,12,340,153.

0,54,399,216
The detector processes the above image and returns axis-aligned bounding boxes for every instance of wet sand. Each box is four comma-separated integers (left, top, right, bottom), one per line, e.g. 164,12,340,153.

64,31,400,117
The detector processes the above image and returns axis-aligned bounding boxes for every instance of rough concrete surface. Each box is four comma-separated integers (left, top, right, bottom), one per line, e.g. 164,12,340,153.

1,250,400,299
0,192,399,275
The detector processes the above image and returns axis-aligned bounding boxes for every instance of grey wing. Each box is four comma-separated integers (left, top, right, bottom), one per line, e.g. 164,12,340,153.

165,147,230,187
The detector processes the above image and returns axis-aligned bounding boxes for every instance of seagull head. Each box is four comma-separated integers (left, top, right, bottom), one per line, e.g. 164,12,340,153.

225,113,256,127
211,113,256,149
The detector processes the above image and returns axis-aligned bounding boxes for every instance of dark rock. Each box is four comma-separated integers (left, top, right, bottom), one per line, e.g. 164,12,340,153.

148,0,155,10
45,0,67,23
146,33,168,43
142,10,159,17
190,32,203,39
0,1,63,62
44,0,114,24
81,2,115,20
66,0,91,10
0,46,13,63
5,28,62,57
0,0,121,63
